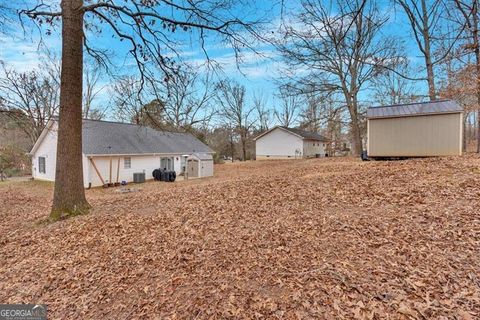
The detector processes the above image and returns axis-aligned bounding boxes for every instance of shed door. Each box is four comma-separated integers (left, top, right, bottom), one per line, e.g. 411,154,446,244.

187,159,199,177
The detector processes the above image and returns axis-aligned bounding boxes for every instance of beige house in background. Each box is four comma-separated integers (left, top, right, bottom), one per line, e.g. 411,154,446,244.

254,126,329,160
367,100,463,158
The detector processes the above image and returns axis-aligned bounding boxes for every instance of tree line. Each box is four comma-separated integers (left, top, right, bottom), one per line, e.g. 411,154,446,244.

0,54,354,162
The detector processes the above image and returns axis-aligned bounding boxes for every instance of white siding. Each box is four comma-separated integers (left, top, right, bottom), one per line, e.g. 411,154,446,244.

255,128,304,159
31,122,90,187
302,139,326,157
31,123,57,183
200,160,214,177
173,156,182,173
82,154,90,188
86,154,183,187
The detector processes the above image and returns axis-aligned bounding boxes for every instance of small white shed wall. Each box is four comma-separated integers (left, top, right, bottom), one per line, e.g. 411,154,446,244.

87,154,182,187
200,160,214,177
367,113,463,157
255,128,304,159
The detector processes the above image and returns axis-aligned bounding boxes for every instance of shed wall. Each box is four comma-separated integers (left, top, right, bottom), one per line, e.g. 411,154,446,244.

255,128,304,159
200,160,214,177
367,113,462,157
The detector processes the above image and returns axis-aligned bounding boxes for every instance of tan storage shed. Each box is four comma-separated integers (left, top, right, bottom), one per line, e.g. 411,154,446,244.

186,153,213,178
367,100,463,158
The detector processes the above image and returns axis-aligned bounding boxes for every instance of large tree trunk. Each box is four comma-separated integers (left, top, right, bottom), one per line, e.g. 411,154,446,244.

345,92,362,156
51,0,90,219
346,105,362,156
350,118,362,156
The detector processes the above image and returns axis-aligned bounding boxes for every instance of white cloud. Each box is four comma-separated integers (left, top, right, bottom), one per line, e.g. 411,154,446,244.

0,31,61,72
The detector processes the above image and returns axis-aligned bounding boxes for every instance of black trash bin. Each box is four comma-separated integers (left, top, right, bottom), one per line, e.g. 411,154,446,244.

361,150,370,161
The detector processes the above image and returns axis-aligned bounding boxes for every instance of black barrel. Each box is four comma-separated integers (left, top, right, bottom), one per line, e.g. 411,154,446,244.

361,150,370,161
152,169,160,180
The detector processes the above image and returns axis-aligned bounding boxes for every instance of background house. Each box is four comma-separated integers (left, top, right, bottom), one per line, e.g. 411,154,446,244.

367,100,463,158
29,118,214,187
254,126,329,160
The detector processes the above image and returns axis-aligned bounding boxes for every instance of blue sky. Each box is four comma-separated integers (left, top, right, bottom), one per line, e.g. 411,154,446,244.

0,0,431,124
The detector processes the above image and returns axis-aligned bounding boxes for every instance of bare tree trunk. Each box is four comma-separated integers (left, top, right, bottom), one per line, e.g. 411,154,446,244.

475,112,479,151
345,93,362,156
348,106,362,156
241,132,247,161
425,53,436,100
477,112,480,152
469,113,473,144
51,0,90,219
421,0,436,101
230,130,234,162
473,1,480,153
397,0,441,101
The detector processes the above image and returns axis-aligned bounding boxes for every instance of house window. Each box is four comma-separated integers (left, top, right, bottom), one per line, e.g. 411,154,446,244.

160,157,174,171
124,157,131,169
38,157,46,174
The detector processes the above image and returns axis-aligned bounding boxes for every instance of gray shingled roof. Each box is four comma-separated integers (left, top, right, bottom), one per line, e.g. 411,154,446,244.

281,126,329,141
367,100,463,119
82,119,213,155
191,152,213,160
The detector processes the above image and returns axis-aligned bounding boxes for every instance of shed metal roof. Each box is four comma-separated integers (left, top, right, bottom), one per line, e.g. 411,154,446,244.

81,119,213,155
191,152,213,160
367,100,463,119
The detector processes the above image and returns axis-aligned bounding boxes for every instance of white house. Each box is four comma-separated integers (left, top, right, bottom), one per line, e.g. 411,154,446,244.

29,118,214,187
254,126,329,160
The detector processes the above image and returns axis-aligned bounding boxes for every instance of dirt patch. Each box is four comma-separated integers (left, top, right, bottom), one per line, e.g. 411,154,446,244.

0,156,479,319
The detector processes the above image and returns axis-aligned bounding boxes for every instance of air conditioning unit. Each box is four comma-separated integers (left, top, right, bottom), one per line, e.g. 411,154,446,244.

133,172,145,183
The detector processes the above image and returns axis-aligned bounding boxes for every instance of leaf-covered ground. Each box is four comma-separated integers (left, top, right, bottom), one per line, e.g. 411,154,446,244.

1,156,479,319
